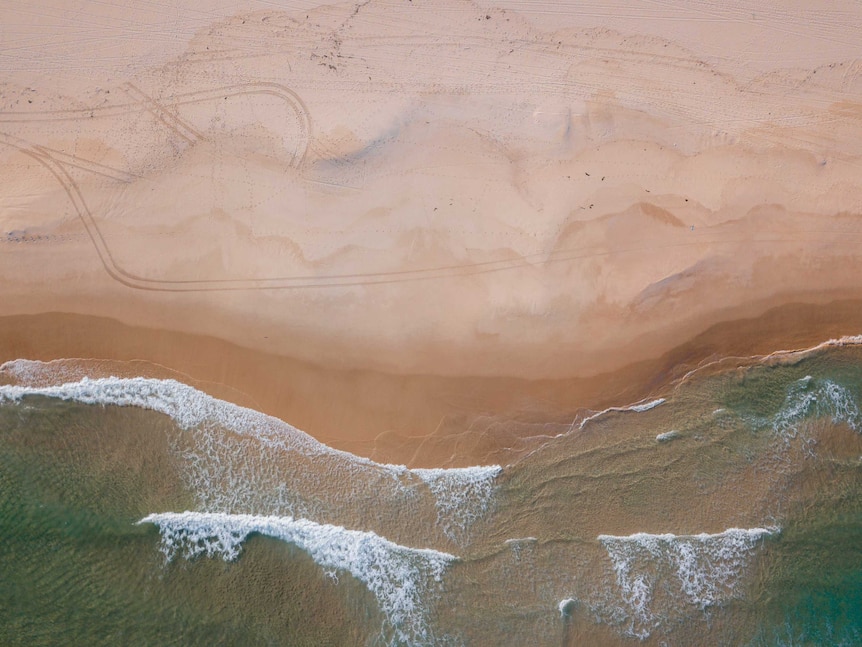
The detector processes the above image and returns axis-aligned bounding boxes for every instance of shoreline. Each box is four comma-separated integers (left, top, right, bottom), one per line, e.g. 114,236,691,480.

2,300,861,467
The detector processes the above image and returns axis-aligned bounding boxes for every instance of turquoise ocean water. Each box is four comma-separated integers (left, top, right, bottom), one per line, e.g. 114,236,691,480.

0,342,860,645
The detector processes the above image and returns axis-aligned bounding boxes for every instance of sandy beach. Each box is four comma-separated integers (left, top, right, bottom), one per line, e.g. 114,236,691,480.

4,3,862,645
2,300,862,467
3,0,862,465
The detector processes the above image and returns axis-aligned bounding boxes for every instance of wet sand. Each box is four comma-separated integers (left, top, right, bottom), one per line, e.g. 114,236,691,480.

3,0,862,466
4,5,862,644
2,301,862,467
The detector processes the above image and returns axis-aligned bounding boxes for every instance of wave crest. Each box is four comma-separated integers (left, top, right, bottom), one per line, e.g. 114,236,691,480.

413,466,501,542
596,527,777,640
139,511,456,646
0,367,500,546
773,376,861,435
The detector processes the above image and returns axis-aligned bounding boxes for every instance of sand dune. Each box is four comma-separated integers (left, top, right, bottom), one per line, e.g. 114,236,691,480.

2,0,862,463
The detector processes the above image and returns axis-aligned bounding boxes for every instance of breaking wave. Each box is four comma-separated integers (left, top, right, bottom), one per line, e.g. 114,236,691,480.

772,375,861,436
595,527,778,640
0,362,500,545
412,466,502,543
139,511,456,647
577,398,666,431
655,430,680,443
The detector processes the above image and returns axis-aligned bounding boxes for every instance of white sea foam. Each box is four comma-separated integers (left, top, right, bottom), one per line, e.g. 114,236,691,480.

597,527,777,640
558,598,577,617
577,398,666,431
630,399,667,413
0,358,87,386
825,334,862,346
139,511,456,647
504,537,537,544
655,430,680,443
772,376,861,436
504,536,538,562
0,373,323,455
0,368,501,543
764,335,862,361
413,466,502,542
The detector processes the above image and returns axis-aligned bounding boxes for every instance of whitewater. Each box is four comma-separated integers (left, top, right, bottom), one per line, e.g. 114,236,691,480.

3,342,862,645
140,511,457,647
0,362,501,547
594,527,779,640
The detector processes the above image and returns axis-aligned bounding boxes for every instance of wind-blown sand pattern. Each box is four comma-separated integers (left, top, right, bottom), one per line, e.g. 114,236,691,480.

3,1,862,645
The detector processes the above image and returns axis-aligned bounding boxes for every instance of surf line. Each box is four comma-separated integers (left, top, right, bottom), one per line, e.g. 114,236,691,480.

593,527,779,640
0,370,503,543
575,397,666,431
139,511,457,647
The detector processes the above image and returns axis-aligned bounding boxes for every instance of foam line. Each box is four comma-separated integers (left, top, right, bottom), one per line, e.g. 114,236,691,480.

772,376,861,435
0,369,502,542
578,398,666,430
596,527,778,640
412,466,502,542
139,511,456,646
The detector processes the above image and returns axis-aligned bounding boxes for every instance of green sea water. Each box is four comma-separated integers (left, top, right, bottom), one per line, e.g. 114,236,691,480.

0,404,375,646
0,345,861,645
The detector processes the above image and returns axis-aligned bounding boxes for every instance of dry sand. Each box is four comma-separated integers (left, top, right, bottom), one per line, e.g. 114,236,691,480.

2,0,862,465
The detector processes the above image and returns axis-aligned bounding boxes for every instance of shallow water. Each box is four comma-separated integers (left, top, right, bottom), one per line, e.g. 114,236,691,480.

1,345,861,645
